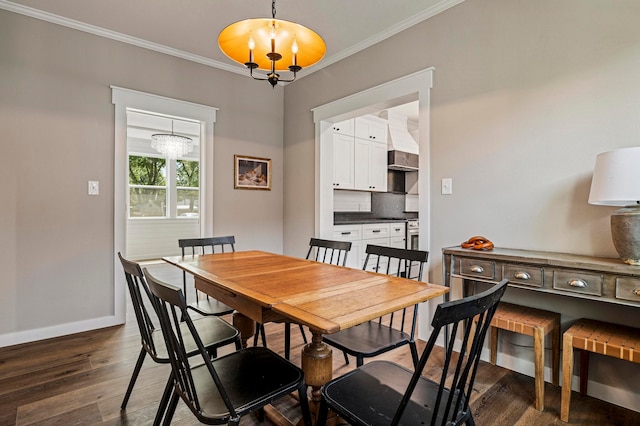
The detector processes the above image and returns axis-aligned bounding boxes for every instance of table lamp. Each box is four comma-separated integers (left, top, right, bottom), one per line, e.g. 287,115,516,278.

588,147,640,265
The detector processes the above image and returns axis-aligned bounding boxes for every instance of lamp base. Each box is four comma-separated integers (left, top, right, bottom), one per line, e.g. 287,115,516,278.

611,205,640,265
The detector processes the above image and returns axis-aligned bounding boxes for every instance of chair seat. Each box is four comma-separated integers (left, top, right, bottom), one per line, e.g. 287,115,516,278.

322,360,466,426
188,299,235,317
323,323,412,357
149,316,239,361
189,347,306,420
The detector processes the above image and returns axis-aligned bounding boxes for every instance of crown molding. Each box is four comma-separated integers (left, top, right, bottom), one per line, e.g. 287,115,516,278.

0,0,464,79
302,0,465,74
0,0,246,76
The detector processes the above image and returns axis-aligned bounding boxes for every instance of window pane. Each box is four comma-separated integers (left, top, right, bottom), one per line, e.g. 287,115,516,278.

176,160,199,187
129,156,166,186
129,187,166,217
177,188,199,217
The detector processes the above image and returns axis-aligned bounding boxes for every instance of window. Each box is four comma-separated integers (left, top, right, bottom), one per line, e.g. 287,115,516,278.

176,159,199,217
129,155,167,217
126,110,200,219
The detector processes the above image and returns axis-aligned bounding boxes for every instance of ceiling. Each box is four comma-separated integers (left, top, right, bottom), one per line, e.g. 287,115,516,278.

2,0,459,77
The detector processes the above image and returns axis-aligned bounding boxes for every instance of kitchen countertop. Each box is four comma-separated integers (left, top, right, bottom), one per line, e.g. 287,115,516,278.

334,218,411,225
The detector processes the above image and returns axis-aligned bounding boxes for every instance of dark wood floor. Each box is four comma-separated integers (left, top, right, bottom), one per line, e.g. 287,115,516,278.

2,262,639,425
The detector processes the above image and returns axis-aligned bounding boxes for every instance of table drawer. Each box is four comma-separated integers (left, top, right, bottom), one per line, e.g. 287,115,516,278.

458,258,496,280
553,270,603,296
502,264,543,288
615,277,640,303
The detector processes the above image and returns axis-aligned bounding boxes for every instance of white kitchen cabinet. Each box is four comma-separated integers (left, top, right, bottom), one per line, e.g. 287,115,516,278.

331,118,354,136
390,224,406,248
355,115,388,143
332,133,354,189
333,221,409,272
354,138,388,192
332,224,362,269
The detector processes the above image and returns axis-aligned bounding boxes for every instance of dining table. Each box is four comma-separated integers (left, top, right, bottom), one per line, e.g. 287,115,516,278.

163,250,449,424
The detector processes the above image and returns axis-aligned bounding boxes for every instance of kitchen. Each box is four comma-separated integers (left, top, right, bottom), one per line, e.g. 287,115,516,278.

331,102,421,272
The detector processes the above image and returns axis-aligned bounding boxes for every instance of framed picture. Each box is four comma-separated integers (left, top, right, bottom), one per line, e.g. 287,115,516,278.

234,155,272,190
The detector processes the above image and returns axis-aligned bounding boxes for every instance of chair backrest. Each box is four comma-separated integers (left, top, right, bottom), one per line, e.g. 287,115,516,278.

391,280,509,426
363,244,429,281
178,236,236,294
362,245,429,335
143,268,239,420
118,252,163,360
179,235,236,256
305,238,352,266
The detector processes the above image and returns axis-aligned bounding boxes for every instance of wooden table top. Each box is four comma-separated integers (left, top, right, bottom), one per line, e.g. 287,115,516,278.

163,250,449,335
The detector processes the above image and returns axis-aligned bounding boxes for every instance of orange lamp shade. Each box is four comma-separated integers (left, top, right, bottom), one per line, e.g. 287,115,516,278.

218,18,325,71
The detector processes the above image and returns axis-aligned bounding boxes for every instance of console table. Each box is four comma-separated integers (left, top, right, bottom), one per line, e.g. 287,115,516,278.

443,246,640,420
442,246,640,307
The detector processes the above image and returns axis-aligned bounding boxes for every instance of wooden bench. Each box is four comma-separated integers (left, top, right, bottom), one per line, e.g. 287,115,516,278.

561,318,640,422
487,302,561,411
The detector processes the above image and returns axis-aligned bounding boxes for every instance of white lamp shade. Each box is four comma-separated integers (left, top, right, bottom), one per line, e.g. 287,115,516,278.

588,147,640,206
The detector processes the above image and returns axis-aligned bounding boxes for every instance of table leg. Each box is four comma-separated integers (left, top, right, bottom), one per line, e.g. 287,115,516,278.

232,312,255,349
301,331,333,406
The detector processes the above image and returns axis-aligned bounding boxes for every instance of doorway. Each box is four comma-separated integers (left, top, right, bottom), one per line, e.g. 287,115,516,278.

111,86,218,323
311,69,434,339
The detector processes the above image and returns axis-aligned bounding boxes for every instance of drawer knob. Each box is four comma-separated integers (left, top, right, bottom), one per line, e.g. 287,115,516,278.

568,278,587,288
514,271,531,280
470,265,484,273
634,288,640,297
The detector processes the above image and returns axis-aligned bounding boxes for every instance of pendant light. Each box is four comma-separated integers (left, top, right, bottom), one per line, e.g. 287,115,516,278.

218,0,326,88
151,120,194,160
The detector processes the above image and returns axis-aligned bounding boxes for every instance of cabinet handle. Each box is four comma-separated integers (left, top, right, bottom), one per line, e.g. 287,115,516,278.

514,271,531,280
372,229,381,233
633,289,640,297
341,232,351,235
470,265,484,273
394,228,402,231
568,279,587,288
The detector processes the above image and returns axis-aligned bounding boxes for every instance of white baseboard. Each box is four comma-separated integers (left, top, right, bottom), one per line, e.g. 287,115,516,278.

0,315,124,348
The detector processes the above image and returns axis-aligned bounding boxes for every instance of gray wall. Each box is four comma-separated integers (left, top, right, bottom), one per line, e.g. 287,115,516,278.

282,0,640,407
0,10,284,338
284,0,640,302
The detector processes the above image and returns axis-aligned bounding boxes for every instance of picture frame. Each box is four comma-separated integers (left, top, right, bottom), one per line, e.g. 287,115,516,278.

234,155,272,190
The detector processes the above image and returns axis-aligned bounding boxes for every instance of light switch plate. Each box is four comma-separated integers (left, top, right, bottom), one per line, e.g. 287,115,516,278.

88,180,99,195
441,178,452,195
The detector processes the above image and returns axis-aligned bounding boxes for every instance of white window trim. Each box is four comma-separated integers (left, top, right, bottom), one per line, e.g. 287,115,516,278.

112,86,217,323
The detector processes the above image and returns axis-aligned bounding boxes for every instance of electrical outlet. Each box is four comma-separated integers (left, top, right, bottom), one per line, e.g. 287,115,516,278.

441,178,452,195
88,180,99,195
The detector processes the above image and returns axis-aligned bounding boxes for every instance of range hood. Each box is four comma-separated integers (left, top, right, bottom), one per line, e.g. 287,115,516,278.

380,110,419,171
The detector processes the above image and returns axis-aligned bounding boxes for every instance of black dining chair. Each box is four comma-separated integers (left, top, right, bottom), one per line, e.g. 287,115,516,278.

178,236,236,317
317,279,509,426
322,244,428,368
144,269,313,426
254,238,353,360
117,253,241,423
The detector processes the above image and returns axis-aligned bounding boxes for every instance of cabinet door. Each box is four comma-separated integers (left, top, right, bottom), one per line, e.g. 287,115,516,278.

333,133,354,189
353,138,370,191
354,139,387,192
332,118,354,136
355,116,388,143
368,141,388,192
362,237,390,273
